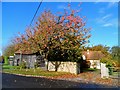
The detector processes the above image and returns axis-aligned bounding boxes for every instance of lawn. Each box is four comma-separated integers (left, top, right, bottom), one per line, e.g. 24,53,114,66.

111,71,119,78
2,64,20,69
2,64,71,77
82,68,99,72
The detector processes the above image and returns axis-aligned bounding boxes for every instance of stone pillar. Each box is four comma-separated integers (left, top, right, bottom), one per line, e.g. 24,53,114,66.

101,63,109,78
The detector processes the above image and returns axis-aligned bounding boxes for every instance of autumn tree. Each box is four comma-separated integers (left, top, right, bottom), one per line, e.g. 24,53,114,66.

13,4,91,71
84,44,110,57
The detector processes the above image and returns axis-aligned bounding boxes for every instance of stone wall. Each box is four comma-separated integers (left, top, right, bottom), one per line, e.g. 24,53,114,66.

48,61,80,74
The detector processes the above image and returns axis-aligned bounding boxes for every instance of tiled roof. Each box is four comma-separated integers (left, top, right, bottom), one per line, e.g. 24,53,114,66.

15,50,33,55
82,51,105,60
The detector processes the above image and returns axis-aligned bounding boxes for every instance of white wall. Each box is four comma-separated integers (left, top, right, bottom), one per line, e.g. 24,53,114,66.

89,60,101,69
48,61,80,74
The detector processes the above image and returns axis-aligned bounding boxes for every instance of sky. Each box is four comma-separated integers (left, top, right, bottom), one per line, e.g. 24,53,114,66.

1,2,118,55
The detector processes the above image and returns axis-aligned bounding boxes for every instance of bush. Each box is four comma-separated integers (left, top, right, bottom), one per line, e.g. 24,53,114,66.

101,58,114,68
19,62,26,69
100,58,108,63
34,62,40,68
106,62,113,68
14,66,21,69
101,57,114,75
108,67,114,75
88,68,97,71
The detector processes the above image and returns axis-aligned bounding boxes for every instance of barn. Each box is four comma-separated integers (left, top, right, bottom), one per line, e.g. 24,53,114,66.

14,50,45,68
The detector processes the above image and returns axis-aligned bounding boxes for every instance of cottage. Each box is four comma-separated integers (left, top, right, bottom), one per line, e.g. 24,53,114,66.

14,50,45,68
82,50,105,69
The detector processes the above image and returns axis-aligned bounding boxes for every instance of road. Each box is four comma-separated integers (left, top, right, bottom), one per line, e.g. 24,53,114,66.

2,73,119,89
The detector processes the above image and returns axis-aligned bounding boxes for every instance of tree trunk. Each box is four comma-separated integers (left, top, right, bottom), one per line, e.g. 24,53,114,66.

55,61,58,72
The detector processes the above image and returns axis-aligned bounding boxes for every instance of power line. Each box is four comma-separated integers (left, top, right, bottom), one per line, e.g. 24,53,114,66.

30,0,43,26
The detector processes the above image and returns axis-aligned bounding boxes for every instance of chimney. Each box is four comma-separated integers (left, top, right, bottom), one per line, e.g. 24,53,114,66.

87,49,89,54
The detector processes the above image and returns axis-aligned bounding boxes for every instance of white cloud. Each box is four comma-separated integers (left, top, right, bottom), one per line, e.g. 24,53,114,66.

103,23,113,27
96,14,112,24
95,14,118,28
102,14,112,20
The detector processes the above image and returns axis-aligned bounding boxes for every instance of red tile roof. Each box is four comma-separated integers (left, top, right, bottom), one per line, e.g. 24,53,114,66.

82,51,105,60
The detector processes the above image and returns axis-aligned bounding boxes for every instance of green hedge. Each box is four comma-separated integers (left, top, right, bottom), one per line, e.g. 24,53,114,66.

4,56,9,65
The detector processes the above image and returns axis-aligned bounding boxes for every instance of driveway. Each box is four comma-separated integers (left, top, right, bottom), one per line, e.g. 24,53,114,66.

2,73,119,89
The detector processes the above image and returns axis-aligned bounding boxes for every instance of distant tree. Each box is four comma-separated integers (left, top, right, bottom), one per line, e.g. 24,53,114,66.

84,44,110,56
3,44,16,57
0,55,4,63
100,46,120,68
111,46,120,61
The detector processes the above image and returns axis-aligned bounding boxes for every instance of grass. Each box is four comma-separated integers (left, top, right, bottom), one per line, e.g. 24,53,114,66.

2,64,20,69
82,68,99,72
3,69,70,77
2,64,71,77
112,71,119,77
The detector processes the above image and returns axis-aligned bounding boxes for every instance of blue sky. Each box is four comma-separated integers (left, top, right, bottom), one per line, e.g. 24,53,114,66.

1,2,118,54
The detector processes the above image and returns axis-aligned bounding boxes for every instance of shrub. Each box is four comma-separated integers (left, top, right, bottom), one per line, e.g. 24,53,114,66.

100,57,114,68
101,57,114,75
100,58,108,63
106,62,113,68
108,67,113,75
14,66,21,69
19,62,26,69
34,62,40,68
4,56,9,65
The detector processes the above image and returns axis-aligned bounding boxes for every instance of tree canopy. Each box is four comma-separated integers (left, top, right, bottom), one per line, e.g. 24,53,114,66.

111,46,120,61
84,44,110,57
3,44,16,57
12,4,91,63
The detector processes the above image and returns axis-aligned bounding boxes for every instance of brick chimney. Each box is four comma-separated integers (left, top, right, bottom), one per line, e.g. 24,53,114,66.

87,49,89,54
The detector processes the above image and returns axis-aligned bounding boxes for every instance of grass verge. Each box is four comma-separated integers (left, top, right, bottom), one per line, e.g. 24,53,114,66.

2,64,71,77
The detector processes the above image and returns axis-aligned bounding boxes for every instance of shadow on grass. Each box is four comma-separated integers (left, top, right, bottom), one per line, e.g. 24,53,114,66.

81,68,100,73
2,73,118,89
